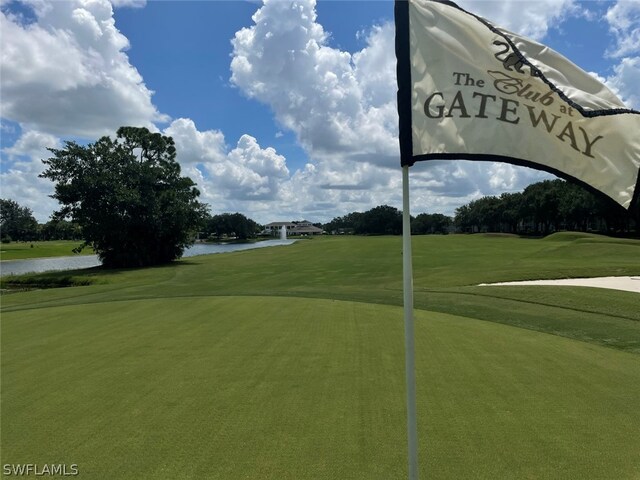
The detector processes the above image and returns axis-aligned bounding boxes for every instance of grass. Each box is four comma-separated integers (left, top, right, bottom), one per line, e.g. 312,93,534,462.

2,233,640,479
0,240,89,260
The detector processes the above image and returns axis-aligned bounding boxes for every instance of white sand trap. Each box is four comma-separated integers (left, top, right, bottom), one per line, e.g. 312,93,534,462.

479,276,640,294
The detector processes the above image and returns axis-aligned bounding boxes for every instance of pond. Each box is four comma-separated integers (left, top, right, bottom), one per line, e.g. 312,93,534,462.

0,240,296,277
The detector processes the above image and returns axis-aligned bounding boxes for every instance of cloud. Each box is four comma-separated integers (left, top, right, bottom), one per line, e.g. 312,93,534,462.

3,118,296,223
605,1,640,58
3,129,58,162
0,0,624,225
231,1,398,167
1,129,60,221
164,118,291,219
110,0,146,8
604,57,640,110
229,0,559,220
602,1,640,110
456,0,578,40
0,0,167,139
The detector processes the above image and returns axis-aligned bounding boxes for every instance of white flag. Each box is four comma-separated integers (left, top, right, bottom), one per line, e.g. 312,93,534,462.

395,0,640,209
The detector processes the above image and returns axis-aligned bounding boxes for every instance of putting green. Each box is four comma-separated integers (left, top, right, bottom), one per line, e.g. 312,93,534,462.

2,296,638,479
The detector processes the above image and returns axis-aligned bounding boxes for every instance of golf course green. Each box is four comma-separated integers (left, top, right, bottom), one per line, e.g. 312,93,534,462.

2,233,639,479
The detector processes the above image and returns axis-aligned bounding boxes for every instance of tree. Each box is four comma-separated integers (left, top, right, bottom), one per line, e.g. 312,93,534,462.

41,127,209,268
412,213,452,234
452,178,636,235
522,180,563,234
498,192,523,233
40,219,83,241
324,212,363,234
454,204,474,233
355,205,403,235
557,182,596,231
455,197,502,233
0,199,39,241
205,213,261,240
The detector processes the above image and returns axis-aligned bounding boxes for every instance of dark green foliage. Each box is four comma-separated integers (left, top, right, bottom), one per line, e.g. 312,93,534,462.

326,178,636,237
412,212,452,234
1,273,94,290
204,212,261,240
40,127,208,268
324,205,403,235
354,205,403,235
325,206,453,236
455,179,637,235
323,211,363,234
0,199,39,241
40,219,83,241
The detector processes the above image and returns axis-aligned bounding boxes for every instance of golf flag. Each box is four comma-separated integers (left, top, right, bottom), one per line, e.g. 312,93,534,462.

395,0,640,210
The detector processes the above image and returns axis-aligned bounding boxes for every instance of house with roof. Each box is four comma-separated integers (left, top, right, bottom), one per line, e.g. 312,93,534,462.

262,220,324,236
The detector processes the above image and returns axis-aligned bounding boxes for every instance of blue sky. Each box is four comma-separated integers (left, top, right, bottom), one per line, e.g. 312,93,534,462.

1,0,638,223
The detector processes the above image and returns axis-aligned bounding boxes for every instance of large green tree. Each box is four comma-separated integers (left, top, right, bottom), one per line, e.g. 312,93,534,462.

41,127,209,267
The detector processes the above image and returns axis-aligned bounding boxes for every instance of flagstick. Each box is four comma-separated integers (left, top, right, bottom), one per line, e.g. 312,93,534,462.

402,164,419,480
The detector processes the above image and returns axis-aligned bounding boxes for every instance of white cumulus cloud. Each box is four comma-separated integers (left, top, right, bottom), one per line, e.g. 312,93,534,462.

605,1,640,58
458,0,579,40
1,129,60,221
603,1,640,110
163,118,292,219
229,0,556,220
231,0,398,167
0,0,167,139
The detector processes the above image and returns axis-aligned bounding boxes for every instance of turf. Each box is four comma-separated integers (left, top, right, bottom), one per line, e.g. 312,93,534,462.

0,240,89,260
3,235,639,351
3,297,639,479
2,234,640,479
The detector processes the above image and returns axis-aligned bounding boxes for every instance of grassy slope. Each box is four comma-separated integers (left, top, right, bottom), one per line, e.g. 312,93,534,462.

3,234,639,351
2,234,640,478
0,240,89,260
2,297,639,479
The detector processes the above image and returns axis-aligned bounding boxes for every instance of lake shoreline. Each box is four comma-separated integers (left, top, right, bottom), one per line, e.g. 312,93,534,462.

0,239,296,277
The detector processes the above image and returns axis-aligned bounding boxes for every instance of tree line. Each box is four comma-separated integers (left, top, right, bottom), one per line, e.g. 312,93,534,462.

202,213,262,240
454,179,637,235
0,199,82,243
0,199,263,244
323,205,452,235
323,179,637,236
3,123,637,268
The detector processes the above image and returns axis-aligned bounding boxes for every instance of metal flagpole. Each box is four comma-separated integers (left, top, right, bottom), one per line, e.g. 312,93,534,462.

402,164,419,480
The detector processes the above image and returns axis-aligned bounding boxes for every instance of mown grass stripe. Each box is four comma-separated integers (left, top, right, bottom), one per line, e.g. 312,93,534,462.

2,296,639,479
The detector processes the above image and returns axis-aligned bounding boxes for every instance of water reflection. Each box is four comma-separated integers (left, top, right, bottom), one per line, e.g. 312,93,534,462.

0,239,296,276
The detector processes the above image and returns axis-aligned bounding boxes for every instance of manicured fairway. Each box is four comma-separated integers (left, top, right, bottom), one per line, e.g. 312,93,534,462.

1,234,639,479
0,241,88,260
2,297,639,479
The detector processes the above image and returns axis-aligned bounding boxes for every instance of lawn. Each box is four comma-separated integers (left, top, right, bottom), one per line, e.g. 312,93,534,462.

0,240,89,260
2,234,639,479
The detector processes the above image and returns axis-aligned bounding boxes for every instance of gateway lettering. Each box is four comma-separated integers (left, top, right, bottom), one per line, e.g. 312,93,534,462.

422,71,604,158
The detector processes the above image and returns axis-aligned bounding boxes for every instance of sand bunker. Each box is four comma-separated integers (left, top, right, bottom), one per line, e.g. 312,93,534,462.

479,276,640,294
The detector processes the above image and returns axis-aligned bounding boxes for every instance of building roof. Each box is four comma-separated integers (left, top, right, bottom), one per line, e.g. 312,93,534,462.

265,222,296,227
291,225,323,234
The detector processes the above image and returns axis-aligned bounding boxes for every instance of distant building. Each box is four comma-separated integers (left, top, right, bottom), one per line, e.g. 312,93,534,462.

262,220,324,236
263,222,297,236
